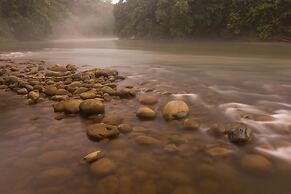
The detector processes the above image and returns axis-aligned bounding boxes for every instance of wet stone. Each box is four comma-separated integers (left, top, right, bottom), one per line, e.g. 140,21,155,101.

62,99,83,114
87,123,120,141
136,107,157,120
83,150,105,163
17,88,28,95
80,91,96,100
135,135,162,146
90,158,116,176
227,123,252,144
163,100,189,120
118,124,133,134
44,85,58,96
240,154,272,173
102,114,124,126
138,95,158,105
79,99,105,116
182,118,200,130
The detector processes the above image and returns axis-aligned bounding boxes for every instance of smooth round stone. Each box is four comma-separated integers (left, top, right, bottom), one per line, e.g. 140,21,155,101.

172,186,196,194
56,88,69,95
80,91,96,100
79,99,105,116
87,123,120,141
240,154,272,173
102,114,124,126
95,176,119,194
17,88,28,95
163,100,189,120
182,118,200,130
136,107,157,120
138,95,158,105
118,124,133,134
62,99,83,114
208,124,227,137
28,91,39,101
36,167,73,186
207,147,233,156
135,135,162,146
44,85,58,96
90,158,116,175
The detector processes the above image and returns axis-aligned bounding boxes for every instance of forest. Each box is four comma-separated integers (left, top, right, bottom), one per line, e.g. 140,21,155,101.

114,0,291,40
0,0,290,41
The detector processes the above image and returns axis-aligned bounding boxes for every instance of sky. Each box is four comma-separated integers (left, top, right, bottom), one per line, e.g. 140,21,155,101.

111,0,119,4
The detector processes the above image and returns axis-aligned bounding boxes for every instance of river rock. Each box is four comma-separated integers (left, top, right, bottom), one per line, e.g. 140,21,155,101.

163,100,189,120
53,102,65,112
101,86,116,95
135,135,162,146
118,124,133,133
139,95,158,105
79,99,105,116
102,114,124,125
62,99,83,114
240,154,272,173
227,123,252,144
28,91,39,101
44,85,58,96
95,68,118,78
87,123,120,141
49,64,67,72
136,107,157,120
117,87,136,99
182,118,200,130
17,88,28,95
80,91,96,100
90,158,116,175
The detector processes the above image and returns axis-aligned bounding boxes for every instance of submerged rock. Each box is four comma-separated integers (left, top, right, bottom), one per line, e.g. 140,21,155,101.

90,158,116,175
79,99,105,116
163,100,189,120
240,154,272,173
136,107,157,120
182,118,200,130
118,124,133,134
87,123,120,141
135,135,162,146
102,114,124,126
227,123,252,144
138,95,158,105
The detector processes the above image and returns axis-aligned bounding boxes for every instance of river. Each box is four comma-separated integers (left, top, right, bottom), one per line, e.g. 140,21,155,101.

0,38,291,194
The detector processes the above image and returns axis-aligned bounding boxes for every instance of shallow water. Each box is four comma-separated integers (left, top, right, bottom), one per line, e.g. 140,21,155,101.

0,38,291,194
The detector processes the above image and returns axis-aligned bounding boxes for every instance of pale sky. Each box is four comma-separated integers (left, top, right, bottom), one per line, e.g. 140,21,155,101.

111,0,119,4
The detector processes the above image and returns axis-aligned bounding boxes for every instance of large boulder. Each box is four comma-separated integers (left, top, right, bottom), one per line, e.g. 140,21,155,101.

163,100,189,120
87,123,120,141
79,99,105,116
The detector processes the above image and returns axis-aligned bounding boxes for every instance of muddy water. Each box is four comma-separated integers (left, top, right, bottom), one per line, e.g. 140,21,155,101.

0,39,291,194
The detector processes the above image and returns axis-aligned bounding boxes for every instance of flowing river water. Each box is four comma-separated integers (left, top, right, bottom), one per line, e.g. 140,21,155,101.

0,38,291,194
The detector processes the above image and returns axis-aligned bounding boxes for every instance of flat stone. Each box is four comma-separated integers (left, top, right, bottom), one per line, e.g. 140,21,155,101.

87,123,120,141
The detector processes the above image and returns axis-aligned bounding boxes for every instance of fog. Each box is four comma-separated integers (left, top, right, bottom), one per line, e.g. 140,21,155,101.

51,0,115,39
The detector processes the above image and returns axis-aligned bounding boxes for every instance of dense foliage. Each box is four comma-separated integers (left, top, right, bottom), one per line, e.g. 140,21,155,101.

114,0,291,40
0,0,114,40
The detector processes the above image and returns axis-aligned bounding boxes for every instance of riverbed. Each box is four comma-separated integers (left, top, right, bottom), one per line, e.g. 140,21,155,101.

0,38,291,194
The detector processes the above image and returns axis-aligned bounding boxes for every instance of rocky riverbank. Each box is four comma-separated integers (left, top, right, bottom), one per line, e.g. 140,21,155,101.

1,57,290,194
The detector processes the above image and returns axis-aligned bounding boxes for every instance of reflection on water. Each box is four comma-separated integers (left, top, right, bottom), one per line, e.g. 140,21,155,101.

0,38,291,194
